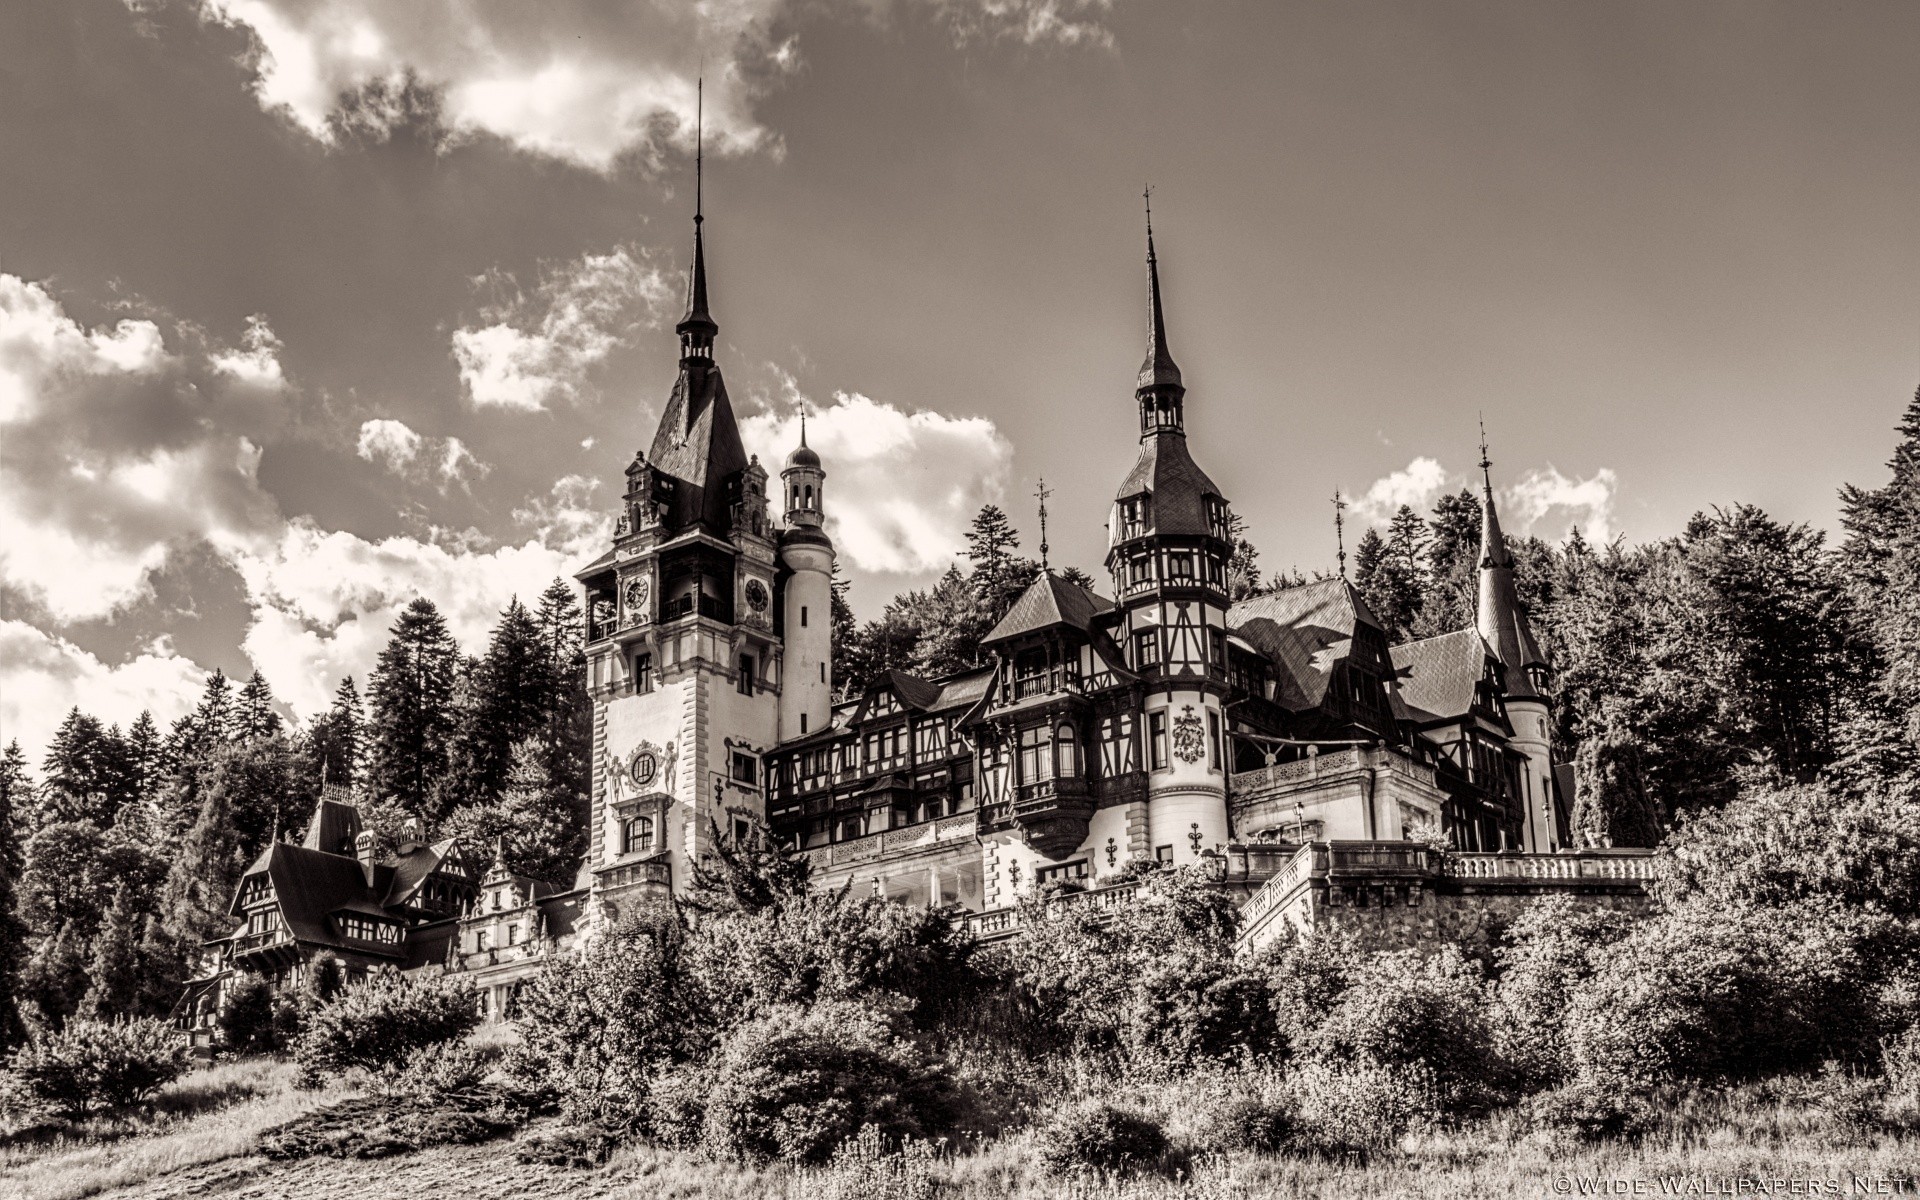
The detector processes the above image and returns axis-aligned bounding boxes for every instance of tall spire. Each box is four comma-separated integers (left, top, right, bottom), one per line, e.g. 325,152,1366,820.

676,78,717,362
1333,489,1348,579
1474,424,1545,696
1135,186,1185,439
1035,477,1053,571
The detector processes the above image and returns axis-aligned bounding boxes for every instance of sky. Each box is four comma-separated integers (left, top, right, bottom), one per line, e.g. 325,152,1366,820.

2,0,1917,761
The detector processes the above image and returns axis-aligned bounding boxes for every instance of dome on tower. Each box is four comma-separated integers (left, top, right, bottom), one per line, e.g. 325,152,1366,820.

785,441,821,470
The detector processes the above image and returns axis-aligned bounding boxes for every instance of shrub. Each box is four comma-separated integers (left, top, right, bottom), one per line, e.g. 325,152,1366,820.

1306,945,1497,1112
1034,1101,1170,1178
697,999,952,1164
802,1124,940,1200
292,967,478,1081
514,1122,620,1168
643,1059,710,1148
1520,1079,1654,1143
514,910,689,1130
1494,898,1634,1090
1288,1059,1439,1153
3,1016,188,1117
1258,926,1361,1059
1200,1095,1294,1155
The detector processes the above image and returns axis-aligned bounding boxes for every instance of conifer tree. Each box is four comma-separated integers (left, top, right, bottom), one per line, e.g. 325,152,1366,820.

829,565,859,698
19,919,90,1026
194,670,235,744
1058,565,1098,592
444,599,549,812
78,883,143,1019
308,676,364,789
0,742,29,1047
1412,489,1482,638
1839,384,1920,752
534,580,592,809
367,598,461,822
160,774,245,950
38,709,126,829
441,739,586,884
1225,512,1263,602
236,672,282,741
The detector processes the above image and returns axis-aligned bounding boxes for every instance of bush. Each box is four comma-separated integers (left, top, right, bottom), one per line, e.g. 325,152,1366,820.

1288,1059,1439,1153
696,999,952,1164
1034,1101,1171,1178
1259,927,1362,1059
218,974,300,1057
292,968,478,1081
1200,1095,1294,1155
1520,1079,1654,1143
513,1122,620,1168
514,911,689,1131
3,1017,188,1117
1494,898,1634,1090
802,1124,940,1200
1306,946,1498,1113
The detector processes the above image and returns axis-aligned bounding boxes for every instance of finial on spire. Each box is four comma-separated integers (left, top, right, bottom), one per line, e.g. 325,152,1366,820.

799,410,807,448
1333,489,1348,579
676,76,717,360
1136,185,1183,401
1478,412,1493,494
695,76,703,226
1036,477,1053,571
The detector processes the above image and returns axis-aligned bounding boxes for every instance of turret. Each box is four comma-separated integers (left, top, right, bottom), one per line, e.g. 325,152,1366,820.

779,416,834,738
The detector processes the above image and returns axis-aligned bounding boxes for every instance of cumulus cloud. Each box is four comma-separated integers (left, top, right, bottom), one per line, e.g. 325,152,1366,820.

512,474,612,561
1351,456,1451,525
228,519,589,716
1505,465,1619,543
207,313,287,388
197,0,792,171
452,246,672,411
739,390,1013,575
0,621,208,761
356,417,488,490
195,1,1122,171
0,275,283,622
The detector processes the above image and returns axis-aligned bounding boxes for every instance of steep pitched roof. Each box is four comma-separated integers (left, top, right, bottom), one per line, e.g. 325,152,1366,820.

1229,578,1371,710
648,365,749,536
983,572,1113,646
1476,480,1548,698
237,842,397,952
302,794,361,857
931,667,994,711
382,838,463,908
1391,629,1491,725
1113,432,1224,538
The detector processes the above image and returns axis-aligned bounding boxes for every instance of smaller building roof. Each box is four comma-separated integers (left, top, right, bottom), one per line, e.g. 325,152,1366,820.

1229,578,1375,711
1391,629,1492,725
983,572,1113,646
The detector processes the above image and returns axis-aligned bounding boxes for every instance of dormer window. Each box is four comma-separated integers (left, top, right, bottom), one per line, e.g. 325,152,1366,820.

1206,496,1232,541
1117,495,1150,540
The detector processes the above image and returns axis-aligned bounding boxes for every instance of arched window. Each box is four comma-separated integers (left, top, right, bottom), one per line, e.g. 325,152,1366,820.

804,484,814,507
623,814,655,855
1055,722,1079,777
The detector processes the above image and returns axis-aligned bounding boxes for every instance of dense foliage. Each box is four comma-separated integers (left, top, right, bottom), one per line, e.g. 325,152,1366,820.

1,1016,187,1117
292,967,478,1080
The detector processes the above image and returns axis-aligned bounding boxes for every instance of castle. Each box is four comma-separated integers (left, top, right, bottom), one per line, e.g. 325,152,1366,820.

180,179,1656,1039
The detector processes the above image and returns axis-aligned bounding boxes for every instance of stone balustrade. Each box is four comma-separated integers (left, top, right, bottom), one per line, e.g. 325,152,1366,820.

959,879,1146,942
803,813,978,870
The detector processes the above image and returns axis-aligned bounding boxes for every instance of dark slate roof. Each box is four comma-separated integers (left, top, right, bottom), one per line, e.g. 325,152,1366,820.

1391,629,1491,725
383,838,463,908
983,573,1113,645
1229,578,1372,711
401,920,458,971
575,546,616,578
1137,232,1182,392
880,669,944,712
932,667,994,712
1113,432,1224,538
648,365,749,536
302,795,361,857
237,843,393,951
1475,484,1548,698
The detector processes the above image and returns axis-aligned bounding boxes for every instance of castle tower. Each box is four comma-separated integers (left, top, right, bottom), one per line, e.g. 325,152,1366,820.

1475,440,1559,853
1103,205,1233,866
574,105,783,910
779,417,834,738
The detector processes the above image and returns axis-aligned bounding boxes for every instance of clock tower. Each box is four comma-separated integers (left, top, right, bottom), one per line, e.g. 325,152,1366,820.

574,150,832,912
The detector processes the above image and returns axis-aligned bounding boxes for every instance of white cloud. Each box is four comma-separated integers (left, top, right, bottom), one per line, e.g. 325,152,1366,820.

1504,466,1619,543
512,474,612,561
194,1,1121,171
208,313,287,388
0,276,283,622
355,417,488,489
228,518,589,717
740,390,1013,575
0,621,208,760
1351,456,1452,525
198,0,790,171
452,246,671,411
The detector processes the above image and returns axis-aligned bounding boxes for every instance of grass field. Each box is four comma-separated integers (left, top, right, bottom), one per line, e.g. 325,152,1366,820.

3,1062,1914,1200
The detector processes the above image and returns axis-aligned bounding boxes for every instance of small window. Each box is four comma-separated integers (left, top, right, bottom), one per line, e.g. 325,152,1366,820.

1167,552,1195,581
507,924,520,946
801,605,809,627
623,814,655,855
738,654,756,696
820,662,826,683
732,817,752,844
1056,722,1079,778
1208,629,1226,669
732,751,757,785
1155,844,1174,864
1207,711,1222,770
1133,630,1160,670
634,653,653,694
476,930,490,952
800,713,808,734
1149,711,1169,770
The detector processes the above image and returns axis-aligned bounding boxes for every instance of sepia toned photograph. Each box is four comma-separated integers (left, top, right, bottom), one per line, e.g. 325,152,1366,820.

1,1,1917,1196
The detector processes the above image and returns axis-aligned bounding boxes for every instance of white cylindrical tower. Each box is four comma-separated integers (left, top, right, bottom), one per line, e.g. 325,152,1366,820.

1144,688,1230,866
779,423,832,739
1507,697,1557,852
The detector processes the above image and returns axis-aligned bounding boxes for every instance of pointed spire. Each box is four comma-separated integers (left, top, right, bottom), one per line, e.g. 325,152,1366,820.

676,78,717,360
1474,423,1545,696
1333,488,1348,579
1035,477,1053,571
1137,186,1182,394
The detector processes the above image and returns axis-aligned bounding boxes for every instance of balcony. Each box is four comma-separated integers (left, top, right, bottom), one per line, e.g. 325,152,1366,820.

592,857,671,894
801,813,978,871
1011,776,1094,861
961,879,1145,943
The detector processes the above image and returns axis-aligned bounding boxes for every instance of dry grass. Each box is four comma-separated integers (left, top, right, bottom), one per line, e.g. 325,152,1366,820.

2,1069,1914,1200
0,1058,345,1200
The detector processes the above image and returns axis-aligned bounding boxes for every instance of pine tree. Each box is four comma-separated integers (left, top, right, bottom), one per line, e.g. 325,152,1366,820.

19,920,91,1026
1058,565,1098,592
534,580,592,810
440,739,586,884
443,599,550,813
0,742,29,1047
194,670,235,745
1413,489,1483,638
965,505,1039,626
236,673,283,741
160,776,245,951
1839,384,1920,753
308,676,364,789
367,598,461,822
829,565,859,698
78,883,143,1019
1225,513,1263,602
38,709,127,829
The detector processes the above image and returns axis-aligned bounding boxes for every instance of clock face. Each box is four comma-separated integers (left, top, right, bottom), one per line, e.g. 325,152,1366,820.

623,574,650,619
744,579,769,613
